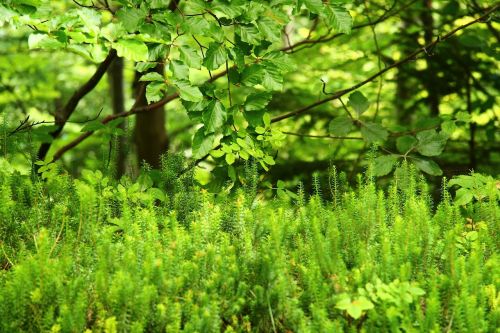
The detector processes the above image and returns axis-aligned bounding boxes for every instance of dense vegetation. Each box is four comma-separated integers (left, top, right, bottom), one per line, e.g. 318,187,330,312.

0,0,499,332
1,161,499,332
1,1,499,182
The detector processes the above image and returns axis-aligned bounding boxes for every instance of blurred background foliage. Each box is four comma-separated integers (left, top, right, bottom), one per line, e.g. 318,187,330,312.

0,0,498,194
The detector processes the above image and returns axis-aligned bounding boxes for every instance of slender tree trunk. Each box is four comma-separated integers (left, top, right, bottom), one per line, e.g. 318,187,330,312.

466,74,476,170
420,0,440,116
395,16,413,123
107,57,127,178
133,65,168,169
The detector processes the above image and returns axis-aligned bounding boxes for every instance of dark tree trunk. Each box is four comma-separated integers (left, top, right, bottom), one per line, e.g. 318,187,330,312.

466,74,476,170
132,65,168,169
395,15,413,124
129,0,178,169
107,57,127,178
420,0,440,116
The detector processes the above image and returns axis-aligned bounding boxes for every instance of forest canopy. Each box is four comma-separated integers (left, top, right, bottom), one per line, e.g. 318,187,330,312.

0,0,498,188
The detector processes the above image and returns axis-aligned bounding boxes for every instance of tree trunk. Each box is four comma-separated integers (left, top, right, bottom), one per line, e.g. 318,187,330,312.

466,74,476,170
395,15,413,124
107,57,127,178
133,65,168,169
129,0,178,169
420,0,440,116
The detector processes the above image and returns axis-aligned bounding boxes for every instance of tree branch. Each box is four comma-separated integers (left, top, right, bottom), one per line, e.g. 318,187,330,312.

271,4,499,123
37,49,117,161
282,132,363,140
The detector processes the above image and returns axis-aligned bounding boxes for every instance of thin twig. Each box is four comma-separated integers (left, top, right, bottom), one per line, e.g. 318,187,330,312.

282,132,363,140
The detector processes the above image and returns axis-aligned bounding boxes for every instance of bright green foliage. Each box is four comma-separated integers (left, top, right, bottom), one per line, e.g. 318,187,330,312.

0,0,353,173
0,161,498,332
1,1,498,183
449,173,500,206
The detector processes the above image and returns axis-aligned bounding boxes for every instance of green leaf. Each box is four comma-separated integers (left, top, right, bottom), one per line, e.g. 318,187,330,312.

174,80,203,102
114,39,149,62
263,155,275,165
203,43,227,70
203,100,227,133
255,126,266,134
228,165,237,181
81,120,105,132
373,155,398,176
179,45,202,69
264,52,296,72
205,23,225,42
241,64,265,87
257,17,282,42
396,135,417,153
455,111,471,123
210,149,225,158
116,7,147,32
171,60,190,80
455,188,474,206
244,110,265,127
348,91,370,116
28,33,64,50
416,130,448,156
263,113,271,128
147,188,166,202
325,5,352,34
361,122,388,143
101,22,126,42
228,47,245,69
336,296,374,320
145,82,165,103
413,158,443,176
212,1,247,18
303,0,323,13
448,175,476,189
237,25,262,44
225,152,236,165
135,62,158,73
441,120,457,135
140,72,164,82
262,64,283,91
192,127,215,159
245,92,272,111
329,116,353,136
77,8,101,35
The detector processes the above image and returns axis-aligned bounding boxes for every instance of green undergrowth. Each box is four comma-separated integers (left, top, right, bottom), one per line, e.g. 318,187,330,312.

0,159,498,333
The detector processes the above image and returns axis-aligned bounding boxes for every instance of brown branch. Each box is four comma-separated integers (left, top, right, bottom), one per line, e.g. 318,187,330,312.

51,82,146,162
282,124,440,142
37,49,117,161
282,132,363,140
271,4,499,123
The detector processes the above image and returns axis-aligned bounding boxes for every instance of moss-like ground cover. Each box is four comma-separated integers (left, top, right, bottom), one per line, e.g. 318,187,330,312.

0,163,498,332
